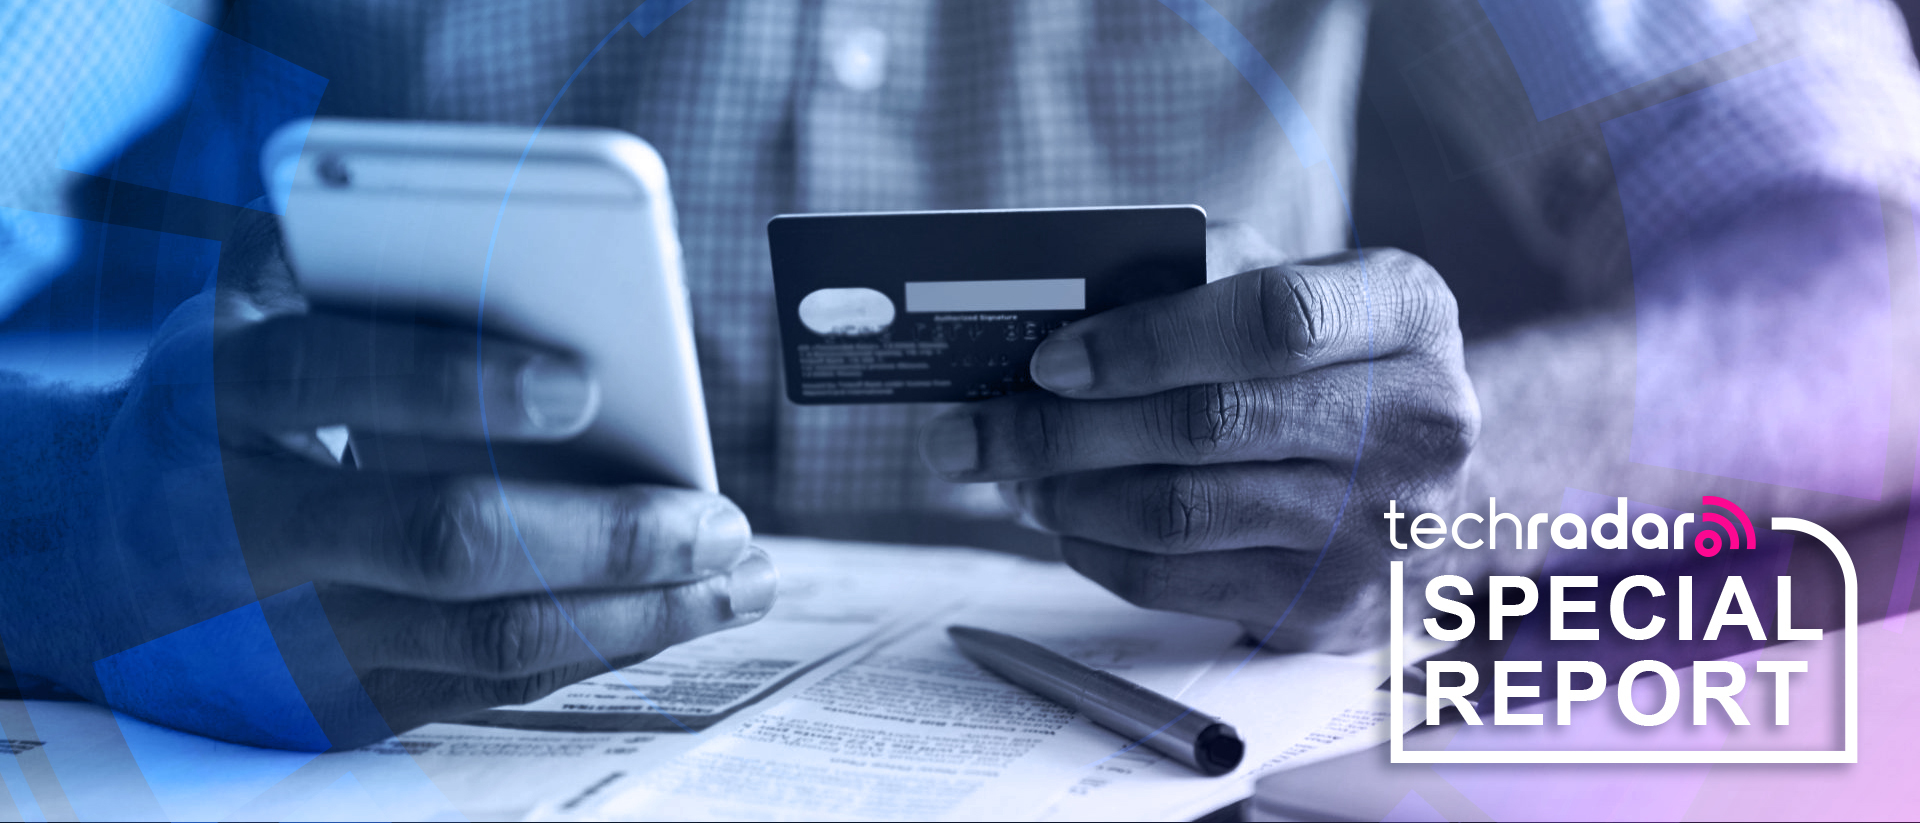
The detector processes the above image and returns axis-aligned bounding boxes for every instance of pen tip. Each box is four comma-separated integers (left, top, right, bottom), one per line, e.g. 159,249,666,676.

1196,724,1244,776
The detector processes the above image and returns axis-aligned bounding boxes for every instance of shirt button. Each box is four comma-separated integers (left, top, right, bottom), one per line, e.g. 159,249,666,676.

829,27,888,92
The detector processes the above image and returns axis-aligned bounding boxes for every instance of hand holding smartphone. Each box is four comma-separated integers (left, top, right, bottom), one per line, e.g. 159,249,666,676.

263,117,716,490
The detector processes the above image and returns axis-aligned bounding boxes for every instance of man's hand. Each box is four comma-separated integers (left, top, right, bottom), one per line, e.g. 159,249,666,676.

19,211,775,750
920,249,1481,651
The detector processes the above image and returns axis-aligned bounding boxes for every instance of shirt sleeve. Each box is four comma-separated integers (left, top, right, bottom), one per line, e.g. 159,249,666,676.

1369,0,1920,294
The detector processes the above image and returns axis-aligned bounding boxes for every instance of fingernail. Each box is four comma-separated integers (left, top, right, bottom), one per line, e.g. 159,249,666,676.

1030,336,1092,393
727,548,778,618
518,356,598,434
694,505,753,572
920,412,979,476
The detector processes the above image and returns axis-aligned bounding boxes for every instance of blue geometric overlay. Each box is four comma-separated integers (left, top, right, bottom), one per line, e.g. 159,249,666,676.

60,10,326,212
95,597,331,752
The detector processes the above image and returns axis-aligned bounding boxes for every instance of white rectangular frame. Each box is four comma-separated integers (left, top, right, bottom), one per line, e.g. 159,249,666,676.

1389,517,1857,764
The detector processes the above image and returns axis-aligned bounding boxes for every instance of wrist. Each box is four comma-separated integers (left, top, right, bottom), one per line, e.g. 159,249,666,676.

0,372,126,680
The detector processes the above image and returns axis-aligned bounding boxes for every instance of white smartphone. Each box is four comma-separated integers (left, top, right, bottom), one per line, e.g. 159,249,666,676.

261,118,718,492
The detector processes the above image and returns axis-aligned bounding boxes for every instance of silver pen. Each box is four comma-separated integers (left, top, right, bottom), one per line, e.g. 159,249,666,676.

947,625,1244,776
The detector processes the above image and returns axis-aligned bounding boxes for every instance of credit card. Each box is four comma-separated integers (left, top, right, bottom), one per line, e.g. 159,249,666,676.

767,205,1206,404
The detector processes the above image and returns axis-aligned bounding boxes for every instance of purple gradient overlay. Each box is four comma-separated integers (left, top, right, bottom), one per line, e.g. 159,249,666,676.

1611,61,1894,500
1880,206,1920,630
1398,613,1920,821
1883,430,1920,632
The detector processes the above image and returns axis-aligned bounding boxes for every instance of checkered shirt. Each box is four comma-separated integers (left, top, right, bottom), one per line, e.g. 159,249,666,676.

34,0,1920,534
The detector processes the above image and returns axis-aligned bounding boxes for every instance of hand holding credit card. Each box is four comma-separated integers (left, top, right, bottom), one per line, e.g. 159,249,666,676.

767,206,1206,404
778,210,1480,653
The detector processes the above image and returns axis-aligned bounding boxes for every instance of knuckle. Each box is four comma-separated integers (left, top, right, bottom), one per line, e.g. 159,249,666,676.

406,479,504,592
1136,468,1219,552
1010,398,1074,472
1162,382,1257,461
1452,382,1483,458
602,490,665,581
1187,574,1245,617
1254,267,1328,369
1434,376,1480,462
1380,249,1458,345
467,599,560,677
1394,383,1479,467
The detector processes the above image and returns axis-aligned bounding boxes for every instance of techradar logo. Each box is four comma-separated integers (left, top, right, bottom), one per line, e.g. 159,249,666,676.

1383,498,1858,765
1383,496,1765,557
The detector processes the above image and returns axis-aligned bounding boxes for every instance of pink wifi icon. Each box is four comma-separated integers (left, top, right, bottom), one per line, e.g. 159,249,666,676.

1695,495,1756,557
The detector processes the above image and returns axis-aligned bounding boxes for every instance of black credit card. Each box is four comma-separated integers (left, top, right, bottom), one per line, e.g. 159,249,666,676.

767,205,1206,404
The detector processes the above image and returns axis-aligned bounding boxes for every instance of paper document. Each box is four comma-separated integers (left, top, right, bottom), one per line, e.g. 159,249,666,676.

1032,634,1442,823
465,537,1011,731
9,536,1393,822
551,601,1243,821
15,538,1023,821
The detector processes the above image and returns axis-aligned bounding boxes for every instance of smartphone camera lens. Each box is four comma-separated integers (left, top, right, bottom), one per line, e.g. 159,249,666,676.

315,154,351,188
